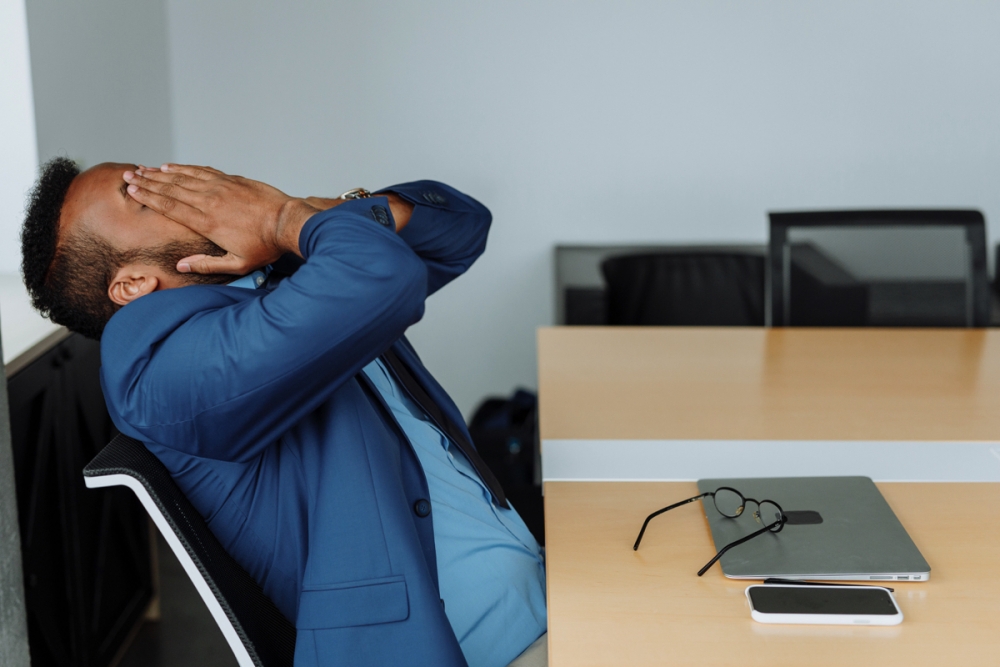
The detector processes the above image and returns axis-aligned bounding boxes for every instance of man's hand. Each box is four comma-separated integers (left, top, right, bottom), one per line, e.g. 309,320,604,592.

124,164,319,275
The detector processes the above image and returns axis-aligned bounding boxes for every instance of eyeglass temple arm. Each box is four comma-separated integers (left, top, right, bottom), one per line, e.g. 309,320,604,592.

696,519,782,577
633,493,712,551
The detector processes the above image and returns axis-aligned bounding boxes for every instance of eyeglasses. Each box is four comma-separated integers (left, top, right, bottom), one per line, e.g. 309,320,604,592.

633,486,787,576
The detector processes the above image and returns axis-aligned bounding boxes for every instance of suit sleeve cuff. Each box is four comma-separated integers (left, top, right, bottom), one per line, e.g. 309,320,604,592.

298,197,399,260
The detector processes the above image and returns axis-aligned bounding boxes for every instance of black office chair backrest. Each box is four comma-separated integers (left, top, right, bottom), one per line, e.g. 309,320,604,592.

601,251,766,326
83,434,296,667
769,210,990,327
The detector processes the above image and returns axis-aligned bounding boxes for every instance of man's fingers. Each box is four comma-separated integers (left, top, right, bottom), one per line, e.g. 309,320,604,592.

129,168,209,192
126,182,203,222
160,163,225,179
177,253,249,275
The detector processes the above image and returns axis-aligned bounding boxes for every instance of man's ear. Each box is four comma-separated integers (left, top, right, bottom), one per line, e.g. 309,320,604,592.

109,264,161,306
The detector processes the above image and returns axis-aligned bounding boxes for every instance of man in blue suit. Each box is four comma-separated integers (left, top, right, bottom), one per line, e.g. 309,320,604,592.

20,158,547,667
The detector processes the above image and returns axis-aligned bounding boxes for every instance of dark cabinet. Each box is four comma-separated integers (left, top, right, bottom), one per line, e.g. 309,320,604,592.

7,333,152,667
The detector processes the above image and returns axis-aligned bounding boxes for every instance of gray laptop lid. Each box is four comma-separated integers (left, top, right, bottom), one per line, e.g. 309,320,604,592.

697,476,930,581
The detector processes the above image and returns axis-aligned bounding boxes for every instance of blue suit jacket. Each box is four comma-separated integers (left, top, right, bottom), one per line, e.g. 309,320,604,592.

100,181,492,667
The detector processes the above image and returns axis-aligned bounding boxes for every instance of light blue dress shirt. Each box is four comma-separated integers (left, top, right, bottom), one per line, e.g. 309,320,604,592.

362,358,547,667
227,272,546,666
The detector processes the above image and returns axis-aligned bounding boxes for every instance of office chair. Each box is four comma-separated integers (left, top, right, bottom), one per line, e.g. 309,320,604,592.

768,210,989,327
83,434,296,667
601,251,766,326
994,243,1000,299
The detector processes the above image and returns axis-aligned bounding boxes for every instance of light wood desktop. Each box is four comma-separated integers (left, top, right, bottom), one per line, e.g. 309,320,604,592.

538,327,1000,666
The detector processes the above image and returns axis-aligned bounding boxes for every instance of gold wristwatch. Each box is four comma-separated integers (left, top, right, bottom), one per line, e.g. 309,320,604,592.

339,188,372,200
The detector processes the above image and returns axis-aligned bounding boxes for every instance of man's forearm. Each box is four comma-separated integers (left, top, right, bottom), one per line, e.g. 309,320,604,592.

378,181,493,297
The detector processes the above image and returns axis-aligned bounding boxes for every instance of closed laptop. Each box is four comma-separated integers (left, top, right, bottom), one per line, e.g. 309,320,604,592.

697,476,931,581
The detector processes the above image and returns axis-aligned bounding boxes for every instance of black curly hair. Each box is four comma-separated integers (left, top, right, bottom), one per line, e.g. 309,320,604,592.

21,158,228,340
19,157,116,339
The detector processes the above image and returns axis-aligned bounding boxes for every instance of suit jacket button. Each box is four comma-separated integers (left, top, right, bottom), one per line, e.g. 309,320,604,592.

370,205,391,227
414,499,431,517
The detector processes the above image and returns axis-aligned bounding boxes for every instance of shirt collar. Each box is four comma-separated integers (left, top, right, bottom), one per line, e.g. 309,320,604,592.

226,266,272,290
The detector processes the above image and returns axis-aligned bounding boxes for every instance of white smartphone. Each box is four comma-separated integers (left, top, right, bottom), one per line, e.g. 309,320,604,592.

745,584,903,626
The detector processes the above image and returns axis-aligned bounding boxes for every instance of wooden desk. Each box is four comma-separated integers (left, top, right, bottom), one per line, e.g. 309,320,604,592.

538,328,1000,666
545,482,1000,666
539,327,1000,442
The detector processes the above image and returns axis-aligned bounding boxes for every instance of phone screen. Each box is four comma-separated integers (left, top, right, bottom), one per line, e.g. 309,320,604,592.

748,586,897,615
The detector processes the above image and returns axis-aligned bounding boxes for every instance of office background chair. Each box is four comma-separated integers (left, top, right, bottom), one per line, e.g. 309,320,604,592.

768,210,990,327
83,435,296,667
601,251,765,326
555,244,766,325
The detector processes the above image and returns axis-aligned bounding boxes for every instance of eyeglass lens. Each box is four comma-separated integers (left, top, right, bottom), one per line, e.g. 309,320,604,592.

755,500,784,532
712,487,744,517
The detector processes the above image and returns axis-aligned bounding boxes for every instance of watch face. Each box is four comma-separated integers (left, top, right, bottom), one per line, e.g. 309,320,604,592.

340,188,372,200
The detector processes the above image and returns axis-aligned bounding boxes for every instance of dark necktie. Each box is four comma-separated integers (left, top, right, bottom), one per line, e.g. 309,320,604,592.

380,347,510,509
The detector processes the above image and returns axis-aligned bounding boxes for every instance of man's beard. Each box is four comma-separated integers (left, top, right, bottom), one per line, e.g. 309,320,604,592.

134,238,235,285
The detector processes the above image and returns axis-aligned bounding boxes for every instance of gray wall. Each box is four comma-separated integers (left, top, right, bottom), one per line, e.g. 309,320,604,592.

0,326,30,667
158,1,1000,417
26,0,174,168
